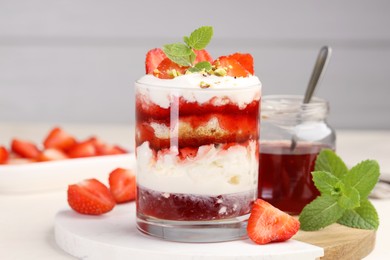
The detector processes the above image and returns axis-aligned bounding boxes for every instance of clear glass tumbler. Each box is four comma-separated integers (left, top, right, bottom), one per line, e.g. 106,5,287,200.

258,95,335,215
135,80,261,242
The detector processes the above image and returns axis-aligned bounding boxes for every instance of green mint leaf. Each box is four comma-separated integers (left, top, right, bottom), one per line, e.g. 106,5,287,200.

183,36,190,46
194,61,212,71
338,199,379,230
187,26,213,50
163,43,192,66
189,50,196,65
337,183,360,209
187,61,212,73
299,195,345,231
342,160,380,199
315,149,348,178
312,171,341,195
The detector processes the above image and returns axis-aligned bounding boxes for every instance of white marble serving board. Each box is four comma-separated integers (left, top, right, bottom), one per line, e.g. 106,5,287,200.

55,203,323,260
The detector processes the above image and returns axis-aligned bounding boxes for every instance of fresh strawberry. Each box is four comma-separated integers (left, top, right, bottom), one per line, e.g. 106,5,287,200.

11,138,40,159
194,49,213,64
68,178,116,215
228,53,254,74
247,199,300,245
145,48,167,74
213,56,250,77
0,146,9,164
43,127,77,152
67,140,97,158
109,168,136,203
37,148,68,162
153,58,189,79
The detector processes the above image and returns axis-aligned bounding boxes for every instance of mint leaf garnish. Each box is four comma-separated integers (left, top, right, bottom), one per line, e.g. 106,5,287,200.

163,43,193,66
337,183,360,209
300,150,381,231
342,160,380,199
312,171,341,195
299,195,345,231
338,199,379,230
315,149,348,178
162,26,213,68
186,26,213,50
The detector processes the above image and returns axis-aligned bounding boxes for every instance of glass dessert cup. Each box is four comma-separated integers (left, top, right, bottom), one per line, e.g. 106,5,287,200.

258,95,335,215
135,80,261,242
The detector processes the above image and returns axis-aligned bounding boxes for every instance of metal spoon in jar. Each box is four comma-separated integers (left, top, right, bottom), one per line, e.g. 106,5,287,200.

290,46,332,150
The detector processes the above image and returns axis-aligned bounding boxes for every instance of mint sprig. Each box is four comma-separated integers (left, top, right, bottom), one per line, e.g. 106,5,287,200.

163,26,213,68
299,149,380,231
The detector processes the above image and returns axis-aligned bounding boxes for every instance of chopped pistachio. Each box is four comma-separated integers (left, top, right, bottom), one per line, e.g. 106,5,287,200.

199,81,211,88
214,68,227,76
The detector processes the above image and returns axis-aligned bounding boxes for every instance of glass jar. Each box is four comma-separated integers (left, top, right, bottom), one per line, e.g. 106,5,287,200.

258,95,335,215
135,79,261,242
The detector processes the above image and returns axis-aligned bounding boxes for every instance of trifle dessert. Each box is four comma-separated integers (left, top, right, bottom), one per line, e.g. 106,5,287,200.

135,26,261,242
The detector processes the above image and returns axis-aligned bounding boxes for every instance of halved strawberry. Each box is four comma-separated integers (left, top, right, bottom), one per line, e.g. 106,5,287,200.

0,146,9,164
247,199,300,245
145,48,167,74
213,56,250,77
11,138,40,159
228,53,254,74
67,140,97,158
153,58,189,79
194,49,213,64
43,127,77,152
37,148,68,162
68,178,116,215
109,168,136,203
89,137,127,156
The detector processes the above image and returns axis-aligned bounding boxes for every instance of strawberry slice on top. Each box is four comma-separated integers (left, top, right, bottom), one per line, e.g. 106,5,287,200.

153,58,189,79
228,53,254,74
67,178,116,215
109,168,136,203
194,49,213,64
213,56,251,77
247,199,300,245
145,48,167,74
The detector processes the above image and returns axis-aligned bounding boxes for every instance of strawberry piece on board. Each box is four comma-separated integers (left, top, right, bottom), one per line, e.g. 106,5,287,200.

145,48,167,74
37,148,68,162
153,58,189,79
67,178,116,215
247,199,300,245
228,52,254,74
109,168,136,203
0,146,9,164
67,140,97,158
213,56,250,77
43,127,77,152
11,138,40,159
194,49,213,64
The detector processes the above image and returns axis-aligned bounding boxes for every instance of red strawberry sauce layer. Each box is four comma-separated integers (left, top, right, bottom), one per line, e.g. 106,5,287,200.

135,95,260,151
137,186,256,221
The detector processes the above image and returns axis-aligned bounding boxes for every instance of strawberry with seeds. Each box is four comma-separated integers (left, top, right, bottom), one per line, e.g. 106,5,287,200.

145,48,167,74
68,178,116,215
247,199,300,245
153,58,189,79
109,168,136,203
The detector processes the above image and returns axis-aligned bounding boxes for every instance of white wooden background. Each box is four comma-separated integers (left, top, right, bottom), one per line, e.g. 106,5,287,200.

0,0,389,129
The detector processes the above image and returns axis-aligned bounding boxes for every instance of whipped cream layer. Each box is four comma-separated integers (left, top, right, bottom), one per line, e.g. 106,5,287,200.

136,74,261,109
136,141,258,196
